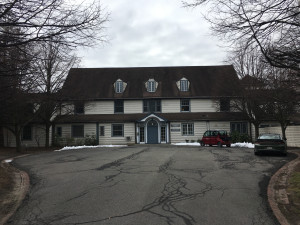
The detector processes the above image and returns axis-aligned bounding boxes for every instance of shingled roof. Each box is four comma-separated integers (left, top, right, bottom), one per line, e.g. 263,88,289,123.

61,65,240,100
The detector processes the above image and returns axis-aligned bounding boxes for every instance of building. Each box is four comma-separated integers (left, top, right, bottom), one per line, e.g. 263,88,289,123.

52,65,249,145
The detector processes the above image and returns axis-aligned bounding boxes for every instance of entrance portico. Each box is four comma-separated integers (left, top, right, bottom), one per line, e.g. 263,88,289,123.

136,114,169,144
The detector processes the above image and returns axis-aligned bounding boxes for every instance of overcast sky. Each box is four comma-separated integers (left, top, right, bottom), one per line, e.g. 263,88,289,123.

77,0,228,68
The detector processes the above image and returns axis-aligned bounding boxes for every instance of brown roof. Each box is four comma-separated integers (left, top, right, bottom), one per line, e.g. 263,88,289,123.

62,66,240,100
54,112,247,123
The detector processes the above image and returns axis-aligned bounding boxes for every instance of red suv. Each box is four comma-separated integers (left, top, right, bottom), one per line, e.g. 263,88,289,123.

200,130,231,147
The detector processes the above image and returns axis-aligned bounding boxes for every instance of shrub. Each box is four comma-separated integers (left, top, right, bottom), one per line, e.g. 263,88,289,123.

84,134,98,146
230,131,251,143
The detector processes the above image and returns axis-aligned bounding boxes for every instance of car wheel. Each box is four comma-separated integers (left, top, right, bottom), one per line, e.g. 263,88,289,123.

226,144,231,147
209,144,212,147
217,142,222,148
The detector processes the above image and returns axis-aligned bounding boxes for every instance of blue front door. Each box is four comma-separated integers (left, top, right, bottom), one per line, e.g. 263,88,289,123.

147,120,158,144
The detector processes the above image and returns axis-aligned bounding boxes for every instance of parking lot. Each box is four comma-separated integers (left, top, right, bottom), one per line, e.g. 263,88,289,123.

9,145,293,225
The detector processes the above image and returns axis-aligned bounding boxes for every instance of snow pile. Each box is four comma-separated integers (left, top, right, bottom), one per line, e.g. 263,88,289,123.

231,142,254,148
4,159,13,163
172,142,200,146
55,145,127,151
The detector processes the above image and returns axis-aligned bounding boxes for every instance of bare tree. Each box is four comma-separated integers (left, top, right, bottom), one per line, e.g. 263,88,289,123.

0,40,39,151
184,0,300,71
33,40,80,148
264,67,299,141
227,46,269,139
0,0,108,49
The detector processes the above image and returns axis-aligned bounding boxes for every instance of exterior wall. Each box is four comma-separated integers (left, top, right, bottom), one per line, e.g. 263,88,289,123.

162,99,180,113
54,123,97,146
99,123,135,145
124,100,143,113
85,101,114,114
191,99,217,112
55,123,135,146
3,125,51,147
170,121,231,143
259,125,300,147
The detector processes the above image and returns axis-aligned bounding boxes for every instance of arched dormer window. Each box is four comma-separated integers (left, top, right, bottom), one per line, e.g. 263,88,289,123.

114,79,127,93
177,77,189,92
146,79,157,92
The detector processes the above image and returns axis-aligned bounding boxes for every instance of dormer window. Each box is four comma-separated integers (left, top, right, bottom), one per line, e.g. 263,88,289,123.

146,79,157,92
179,78,189,91
114,79,127,93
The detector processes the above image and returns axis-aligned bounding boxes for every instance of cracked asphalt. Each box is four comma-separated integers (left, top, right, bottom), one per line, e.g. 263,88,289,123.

7,145,294,225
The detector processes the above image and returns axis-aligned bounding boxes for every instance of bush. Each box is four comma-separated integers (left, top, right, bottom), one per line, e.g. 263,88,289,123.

230,131,251,143
84,134,98,146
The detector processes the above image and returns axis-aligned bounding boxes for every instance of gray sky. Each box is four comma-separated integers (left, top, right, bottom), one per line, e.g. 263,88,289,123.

78,0,228,68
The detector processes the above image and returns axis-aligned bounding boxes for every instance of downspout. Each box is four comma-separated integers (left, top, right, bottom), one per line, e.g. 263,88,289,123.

96,122,99,145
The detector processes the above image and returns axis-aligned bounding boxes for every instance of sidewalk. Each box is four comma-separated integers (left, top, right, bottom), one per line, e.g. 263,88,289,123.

268,150,300,225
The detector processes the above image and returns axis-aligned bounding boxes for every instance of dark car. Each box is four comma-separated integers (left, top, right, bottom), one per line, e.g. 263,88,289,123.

254,133,287,156
200,130,231,147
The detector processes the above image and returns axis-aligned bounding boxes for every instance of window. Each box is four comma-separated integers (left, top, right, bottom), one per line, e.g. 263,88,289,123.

180,79,188,91
22,125,32,140
56,127,62,137
161,126,166,142
181,99,190,112
100,126,105,136
114,100,124,113
72,125,84,138
231,122,248,134
143,99,161,113
220,98,230,111
112,124,124,137
139,126,145,142
115,80,124,93
182,123,194,136
147,79,157,92
74,102,84,114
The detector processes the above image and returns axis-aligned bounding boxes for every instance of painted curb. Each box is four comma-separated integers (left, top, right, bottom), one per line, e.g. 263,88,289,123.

0,157,30,225
268,151,300,225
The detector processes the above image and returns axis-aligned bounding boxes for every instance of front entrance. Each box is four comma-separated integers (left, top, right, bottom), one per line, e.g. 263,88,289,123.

147,120,158,144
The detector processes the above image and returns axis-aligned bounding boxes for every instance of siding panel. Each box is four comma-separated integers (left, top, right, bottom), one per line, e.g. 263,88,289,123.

191,99,217,112
162,99,180,113
124,100,143,113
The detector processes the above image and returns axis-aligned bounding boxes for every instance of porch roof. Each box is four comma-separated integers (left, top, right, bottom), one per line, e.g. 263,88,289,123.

54,112,247,123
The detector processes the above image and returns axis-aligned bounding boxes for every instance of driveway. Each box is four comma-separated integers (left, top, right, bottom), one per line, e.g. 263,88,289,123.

8,145,293,225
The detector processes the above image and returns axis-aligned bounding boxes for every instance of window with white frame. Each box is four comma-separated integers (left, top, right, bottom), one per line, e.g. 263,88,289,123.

115,79,124,93
146,79,157,92
180,79,188,91
181,99,190,112
182,123,194,136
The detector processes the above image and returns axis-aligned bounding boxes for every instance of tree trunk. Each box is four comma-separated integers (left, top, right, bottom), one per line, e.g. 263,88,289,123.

45,122,50,148
15,125,22,152
280,123,287,142
254,123,260,140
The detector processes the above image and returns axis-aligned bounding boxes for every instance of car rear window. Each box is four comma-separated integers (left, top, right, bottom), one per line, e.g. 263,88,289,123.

258,134,281,140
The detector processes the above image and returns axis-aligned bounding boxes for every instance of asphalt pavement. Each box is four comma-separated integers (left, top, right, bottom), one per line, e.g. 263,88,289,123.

6,145,294,225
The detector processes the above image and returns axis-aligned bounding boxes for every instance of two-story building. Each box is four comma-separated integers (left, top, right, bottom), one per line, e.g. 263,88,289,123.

52,65,248,145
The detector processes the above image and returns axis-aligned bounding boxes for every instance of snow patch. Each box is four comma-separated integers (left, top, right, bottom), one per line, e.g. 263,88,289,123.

231,142,254,148
4,159,13,163
55,145,127,152
172,142,200,146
